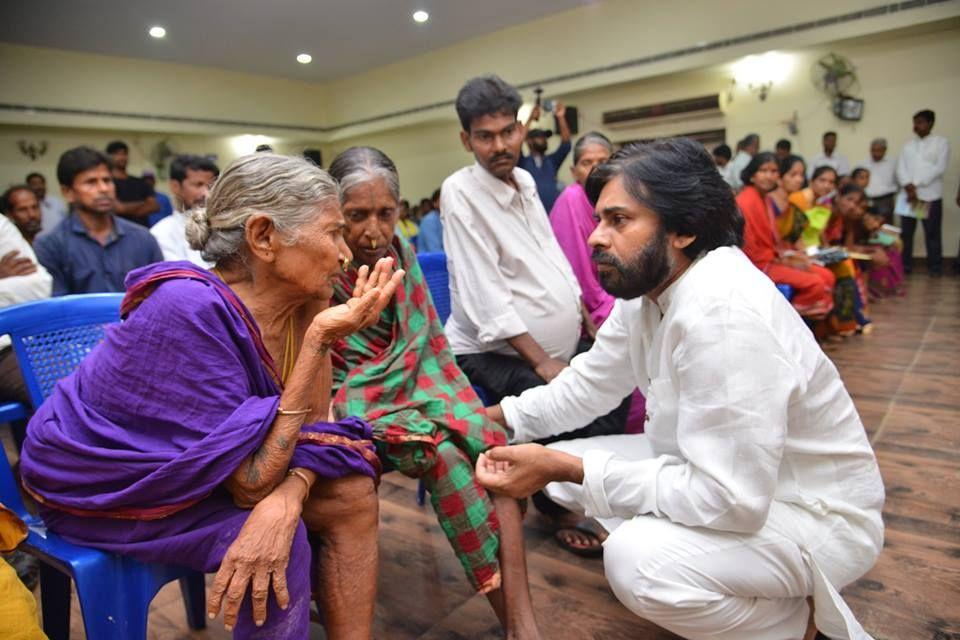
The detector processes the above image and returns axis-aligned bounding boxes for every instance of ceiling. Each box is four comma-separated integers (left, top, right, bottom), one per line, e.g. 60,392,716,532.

0,0,595,82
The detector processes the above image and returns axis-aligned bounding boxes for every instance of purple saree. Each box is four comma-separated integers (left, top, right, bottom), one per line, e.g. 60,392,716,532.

19,262,379,639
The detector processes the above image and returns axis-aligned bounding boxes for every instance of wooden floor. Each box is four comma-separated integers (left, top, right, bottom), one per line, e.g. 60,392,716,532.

45,272,960,639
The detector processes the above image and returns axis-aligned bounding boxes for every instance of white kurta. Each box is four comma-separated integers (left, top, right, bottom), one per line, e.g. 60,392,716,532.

502,247,884,639
0,216,52,349
896,134,950,202
440,162,582,360
808,152,851,179
149,210,212,268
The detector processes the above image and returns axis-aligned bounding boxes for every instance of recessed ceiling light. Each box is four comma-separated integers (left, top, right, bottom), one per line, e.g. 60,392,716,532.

412,10,429,23
296,53,312,64
148,26,166,39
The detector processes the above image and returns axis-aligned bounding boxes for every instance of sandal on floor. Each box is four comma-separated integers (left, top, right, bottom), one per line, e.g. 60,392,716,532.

554,519,606,558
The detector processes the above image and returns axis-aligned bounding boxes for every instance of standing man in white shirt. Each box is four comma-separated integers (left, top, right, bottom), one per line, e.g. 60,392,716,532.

476,138,885,640
896,109,950,277
725,133,758,191
442,75,632,555
25,172,68,234
808,131,851,180
860,137,899,223
150,155,219,267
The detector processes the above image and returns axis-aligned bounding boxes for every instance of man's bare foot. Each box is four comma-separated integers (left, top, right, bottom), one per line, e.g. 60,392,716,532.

544,513,606,557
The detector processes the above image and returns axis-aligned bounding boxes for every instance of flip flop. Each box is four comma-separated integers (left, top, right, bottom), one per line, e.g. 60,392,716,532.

554,519,606,558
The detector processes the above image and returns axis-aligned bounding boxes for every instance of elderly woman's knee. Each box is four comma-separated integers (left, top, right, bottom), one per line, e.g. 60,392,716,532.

304,474,378,530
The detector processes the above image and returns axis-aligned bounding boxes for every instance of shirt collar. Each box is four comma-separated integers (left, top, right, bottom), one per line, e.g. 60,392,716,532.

67,212,122,239
470,161,537,210
648,251,704,315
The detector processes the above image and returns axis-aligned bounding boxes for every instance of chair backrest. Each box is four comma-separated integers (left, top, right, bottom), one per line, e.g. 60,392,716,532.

417,252,451,324
0,294,123,408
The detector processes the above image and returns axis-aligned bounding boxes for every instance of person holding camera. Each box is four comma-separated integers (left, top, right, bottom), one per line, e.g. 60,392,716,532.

519,98,572,213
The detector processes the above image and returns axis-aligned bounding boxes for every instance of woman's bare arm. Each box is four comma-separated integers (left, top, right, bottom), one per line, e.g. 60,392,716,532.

224,260,403,507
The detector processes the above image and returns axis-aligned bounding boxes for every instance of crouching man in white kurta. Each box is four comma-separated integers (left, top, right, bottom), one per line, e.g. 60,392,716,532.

477,138,885,640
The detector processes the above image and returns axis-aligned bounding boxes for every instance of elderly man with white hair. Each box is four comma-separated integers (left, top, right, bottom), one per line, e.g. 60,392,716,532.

859,137,899,222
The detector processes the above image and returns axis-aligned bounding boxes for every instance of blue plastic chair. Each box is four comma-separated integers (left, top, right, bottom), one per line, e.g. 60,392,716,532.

0,400,27,423
417,251,452,324
775,283,795,302
0,294,206,640
415,253,494,505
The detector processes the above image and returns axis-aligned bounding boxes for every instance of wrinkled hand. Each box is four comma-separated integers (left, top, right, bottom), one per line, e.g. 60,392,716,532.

309,257,405,347
476,444,579,499
534,357,567,383
0,251,37,279
554,101,566,119
208,491,302,631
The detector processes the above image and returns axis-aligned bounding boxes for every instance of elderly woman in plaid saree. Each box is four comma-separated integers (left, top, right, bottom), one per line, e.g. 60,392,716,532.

327,147,541,639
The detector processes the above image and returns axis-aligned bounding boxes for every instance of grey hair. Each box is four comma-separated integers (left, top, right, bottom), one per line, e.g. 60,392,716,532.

573,131,614,165
185,153,339,265
326,146,400,203
870,137,887,148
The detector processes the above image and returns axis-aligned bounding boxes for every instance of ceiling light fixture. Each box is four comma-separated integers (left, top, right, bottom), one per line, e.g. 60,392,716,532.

296,53,312,64
148,26,166,39
412,10,429,23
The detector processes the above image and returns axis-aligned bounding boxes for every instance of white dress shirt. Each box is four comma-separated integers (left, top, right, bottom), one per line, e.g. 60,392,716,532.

808,152,851,179
150,210,211,267
440,162,582,360
725,151,752,190
860,157,898,198
1,216,52,348
503,246,884,535
40,195,67,234
896,134,950,202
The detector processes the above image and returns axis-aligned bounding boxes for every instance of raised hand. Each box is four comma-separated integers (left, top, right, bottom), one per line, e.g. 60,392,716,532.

0,250,37,279
308,257,405,347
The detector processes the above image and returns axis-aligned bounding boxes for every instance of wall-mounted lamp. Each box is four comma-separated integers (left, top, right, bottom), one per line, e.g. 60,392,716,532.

18,140,48,161
732,51,793,102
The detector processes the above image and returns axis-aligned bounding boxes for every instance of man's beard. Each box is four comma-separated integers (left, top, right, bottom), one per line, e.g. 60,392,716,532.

20,219,42,239
592,228,672,299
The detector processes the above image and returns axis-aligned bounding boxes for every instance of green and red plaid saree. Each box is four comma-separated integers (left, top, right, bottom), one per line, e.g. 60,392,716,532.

330,235,507,593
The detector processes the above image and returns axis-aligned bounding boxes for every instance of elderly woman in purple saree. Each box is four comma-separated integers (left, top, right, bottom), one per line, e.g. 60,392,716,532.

19,153,404,639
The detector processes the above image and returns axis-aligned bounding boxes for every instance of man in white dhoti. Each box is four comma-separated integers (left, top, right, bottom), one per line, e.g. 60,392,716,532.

476,138,884,640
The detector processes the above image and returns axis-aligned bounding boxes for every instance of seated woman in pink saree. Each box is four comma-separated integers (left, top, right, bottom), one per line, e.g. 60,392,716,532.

20,152,403,639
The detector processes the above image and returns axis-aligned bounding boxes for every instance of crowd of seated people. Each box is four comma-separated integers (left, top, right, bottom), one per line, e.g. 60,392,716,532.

0,72,946,640
724,109,950,340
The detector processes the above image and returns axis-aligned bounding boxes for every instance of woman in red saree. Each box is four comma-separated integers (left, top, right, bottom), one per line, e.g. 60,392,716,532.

736,153,835,319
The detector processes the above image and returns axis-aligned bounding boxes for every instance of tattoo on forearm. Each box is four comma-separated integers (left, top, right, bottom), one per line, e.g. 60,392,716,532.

245,445,267,484
314,342,330,357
